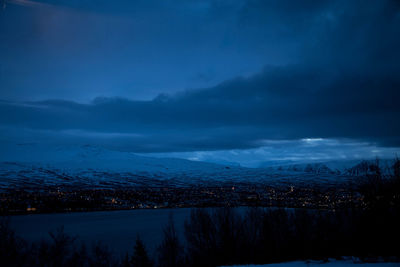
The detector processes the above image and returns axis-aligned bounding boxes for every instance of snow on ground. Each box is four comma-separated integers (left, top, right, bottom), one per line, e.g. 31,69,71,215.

222,259,400,266
1,142,393,190
0,142,351,188
0,142,230,173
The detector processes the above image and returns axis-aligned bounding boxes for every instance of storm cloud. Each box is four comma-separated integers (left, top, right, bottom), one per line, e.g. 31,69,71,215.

0,0,399,155
1,62,399,152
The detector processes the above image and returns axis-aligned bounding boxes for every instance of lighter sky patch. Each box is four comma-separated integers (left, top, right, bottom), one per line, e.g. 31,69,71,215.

143,138,400,168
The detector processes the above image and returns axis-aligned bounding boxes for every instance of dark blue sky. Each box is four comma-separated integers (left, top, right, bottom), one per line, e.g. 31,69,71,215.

0,0,399,166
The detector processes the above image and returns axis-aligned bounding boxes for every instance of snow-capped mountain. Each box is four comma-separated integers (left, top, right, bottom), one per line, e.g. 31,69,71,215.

0,142,234,173
0,142,395,191
261,159,396,176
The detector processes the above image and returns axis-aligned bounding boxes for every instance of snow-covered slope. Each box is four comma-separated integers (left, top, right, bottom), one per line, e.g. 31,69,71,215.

0,142,388,190
0,143,233,173
261,159,396,176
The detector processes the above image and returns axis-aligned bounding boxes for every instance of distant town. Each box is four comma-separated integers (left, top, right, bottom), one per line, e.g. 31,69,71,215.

0,178,363,215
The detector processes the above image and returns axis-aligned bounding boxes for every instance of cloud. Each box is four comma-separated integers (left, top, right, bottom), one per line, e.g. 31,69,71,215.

0,59,399,152
145,138,400,167
1,0,399,153
6,0,53,9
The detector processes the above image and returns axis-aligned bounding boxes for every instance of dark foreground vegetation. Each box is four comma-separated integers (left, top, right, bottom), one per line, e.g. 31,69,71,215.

1,159,400,267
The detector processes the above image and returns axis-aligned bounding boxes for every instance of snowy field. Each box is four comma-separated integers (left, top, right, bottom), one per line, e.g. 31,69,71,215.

222,259,400,266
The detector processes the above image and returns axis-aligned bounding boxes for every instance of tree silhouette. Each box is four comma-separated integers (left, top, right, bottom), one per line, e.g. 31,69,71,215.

131,236,153,267
157,213,184,267
122,253,131,267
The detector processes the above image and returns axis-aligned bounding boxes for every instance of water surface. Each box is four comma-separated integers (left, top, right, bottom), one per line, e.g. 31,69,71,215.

10,208,191,256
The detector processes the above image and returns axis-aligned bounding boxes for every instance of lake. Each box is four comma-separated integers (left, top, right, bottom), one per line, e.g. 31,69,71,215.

9,208,192,257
